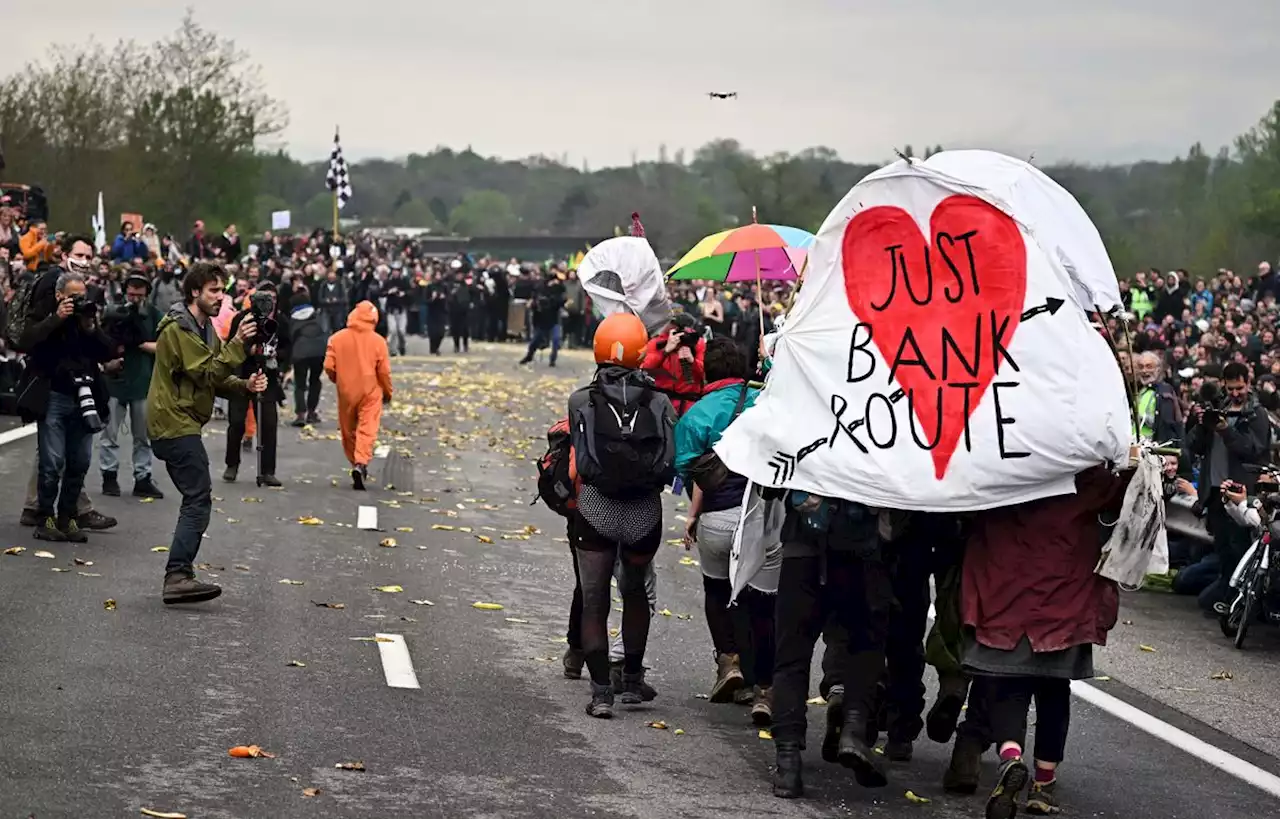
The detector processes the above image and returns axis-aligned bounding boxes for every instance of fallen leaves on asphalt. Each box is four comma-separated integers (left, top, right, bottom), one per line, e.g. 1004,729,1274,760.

302,787,322,798
3,546,24,555
476,535,494,544
287,660,307,667
33,550,55,559
311,601,345,609
374,585,404,593
410,599,434,606
379,537,398,548
472,601,504,610
73,558,93,566
349,636,395,643
806,696,827,706
758,729,772,740
140,809,187,819
647,721,668,730
395,526,414,533
505,617,530,624
1139,644,1157,653
334,761,366,771
278,579,306,586
228,745,276,758
905,790,931,805
151,546,169,553
104,599,117,611
138,497,155,504
298,516,324,525
1211,670,1234,681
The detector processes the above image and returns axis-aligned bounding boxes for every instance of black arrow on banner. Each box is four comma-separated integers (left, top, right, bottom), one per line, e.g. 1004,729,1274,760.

1020,297,1065,322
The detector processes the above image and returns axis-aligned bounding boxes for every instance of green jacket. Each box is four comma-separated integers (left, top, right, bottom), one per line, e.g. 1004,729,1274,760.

146,303,248,441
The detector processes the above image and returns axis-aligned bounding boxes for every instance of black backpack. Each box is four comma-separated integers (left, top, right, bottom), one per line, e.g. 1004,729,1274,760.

571,370,674,498
4,271,42,352
535,417,575,517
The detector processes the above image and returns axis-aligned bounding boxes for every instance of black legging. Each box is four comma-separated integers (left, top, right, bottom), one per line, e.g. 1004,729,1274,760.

226,393,277,475
981,675,1071,764
701,577,776,687
575,543,655,685
292,358,323,416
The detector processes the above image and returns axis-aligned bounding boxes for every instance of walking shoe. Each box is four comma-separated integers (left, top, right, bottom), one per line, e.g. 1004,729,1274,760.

34,516,67,542
132,477,164,499
750,685,774,726
733,686,755,705
1025,779,1061,815
619,670,657,705
257,474,283,488
20,508,41,527
162,571,223,605
885,738,914,762
709,652,745,703
985,757,1030,819
241,437,253,452
838,710,888,788
585,681,614,719
926,678,968,743
76,511,117,531
306,411,321,425
290,414,307,428
58,517,88,544
222,466,238,483
943,736,984,794
351,465,367,491
562,647,585,680
101,471,121,497
772,741,804,798
821,685,845,763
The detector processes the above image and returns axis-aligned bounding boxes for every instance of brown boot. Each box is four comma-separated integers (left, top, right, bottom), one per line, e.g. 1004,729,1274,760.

709,653,745,703
751,685,774,726
163,571,222,605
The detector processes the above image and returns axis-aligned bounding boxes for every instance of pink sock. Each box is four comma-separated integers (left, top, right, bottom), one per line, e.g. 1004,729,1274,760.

1035,766,1056,784
999,745,1022,762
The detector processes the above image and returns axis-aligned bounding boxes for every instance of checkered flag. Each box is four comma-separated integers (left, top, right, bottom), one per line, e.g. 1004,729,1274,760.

325,129,352,210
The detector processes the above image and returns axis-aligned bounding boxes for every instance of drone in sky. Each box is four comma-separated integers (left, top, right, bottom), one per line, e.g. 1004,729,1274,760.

707,92,738,100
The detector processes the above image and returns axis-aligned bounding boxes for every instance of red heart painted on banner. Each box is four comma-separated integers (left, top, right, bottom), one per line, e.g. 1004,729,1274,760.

841,195,1026,479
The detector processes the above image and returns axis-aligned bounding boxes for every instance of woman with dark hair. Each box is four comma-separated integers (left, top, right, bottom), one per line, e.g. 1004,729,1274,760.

675,337,778,724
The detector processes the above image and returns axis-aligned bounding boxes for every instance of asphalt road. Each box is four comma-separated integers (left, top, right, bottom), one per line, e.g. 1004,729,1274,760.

1,340,1279,819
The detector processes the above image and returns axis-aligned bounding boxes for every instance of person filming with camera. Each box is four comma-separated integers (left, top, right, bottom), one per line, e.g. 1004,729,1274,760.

1186,361,1272,613
15,234,119,543
98,273,164,499
148,262,267,604
222,282,291,487
642,312,706,418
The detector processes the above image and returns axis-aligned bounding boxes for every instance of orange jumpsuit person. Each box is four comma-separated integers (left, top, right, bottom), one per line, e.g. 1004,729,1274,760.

324,301,392,490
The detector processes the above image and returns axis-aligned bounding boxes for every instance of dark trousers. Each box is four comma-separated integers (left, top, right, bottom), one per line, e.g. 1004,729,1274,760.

979,675,1071,764
773,551,892,745
35,392,94,520
152,435,212,575
488,300,509,341
227,393,278,476
427,315,447,355
881,529,934,742
449,310,469,352
293,358,323,416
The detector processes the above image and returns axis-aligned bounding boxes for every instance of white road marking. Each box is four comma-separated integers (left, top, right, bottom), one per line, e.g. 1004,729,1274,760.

926,601,1280,795
373,444,390,459
1072,679,1280,798
357,505,378,530
0,424,36,447
374,633,420,689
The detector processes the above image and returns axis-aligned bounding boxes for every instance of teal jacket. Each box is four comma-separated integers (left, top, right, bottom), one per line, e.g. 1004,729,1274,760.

674,378,760,479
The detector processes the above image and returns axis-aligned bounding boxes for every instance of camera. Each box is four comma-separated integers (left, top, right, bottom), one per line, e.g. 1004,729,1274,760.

69,295,98,319
248,291,279,342
101,301,145,349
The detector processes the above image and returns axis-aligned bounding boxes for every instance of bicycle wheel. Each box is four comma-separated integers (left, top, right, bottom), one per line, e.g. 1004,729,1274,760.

1235,579,1260,650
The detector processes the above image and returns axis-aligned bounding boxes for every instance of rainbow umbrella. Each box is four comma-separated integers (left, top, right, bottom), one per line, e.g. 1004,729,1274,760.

667,223,814,282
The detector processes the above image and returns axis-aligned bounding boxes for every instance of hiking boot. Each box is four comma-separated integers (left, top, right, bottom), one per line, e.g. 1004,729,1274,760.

563,647,585,680
709,652,745,703
943,736,985,794
1025,779,1061,815
619,670,657,705
257,474,283,488
885,738,914,762
290,414,307,428
101,471,121,497
132,477,164,499
927,675,969,743
76,511,117,531
772,741,804,799
222,465,237,483
986,757,1030,819
351,465,367,491
733,686,755,705
821,685,845,763
34,516,66,542
751,685,774,726
306,411,321,425
58,517,88,544
162,571,223,605
585,681,614,719
838,709,888,788
20,508,41,527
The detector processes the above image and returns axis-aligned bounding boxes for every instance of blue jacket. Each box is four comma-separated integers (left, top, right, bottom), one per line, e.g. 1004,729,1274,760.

675,378,759,512
111,234,149,261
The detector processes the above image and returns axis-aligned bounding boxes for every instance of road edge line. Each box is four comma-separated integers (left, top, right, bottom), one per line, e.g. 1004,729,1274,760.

1071,679,1280,798
0,423,36,447
374,633,420,690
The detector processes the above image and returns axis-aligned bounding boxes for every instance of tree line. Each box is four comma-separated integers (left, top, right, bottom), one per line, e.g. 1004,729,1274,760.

1,14,1277,275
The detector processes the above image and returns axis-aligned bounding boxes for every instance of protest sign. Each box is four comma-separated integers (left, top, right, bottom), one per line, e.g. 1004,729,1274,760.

715,150,1132,511
271,210,291,230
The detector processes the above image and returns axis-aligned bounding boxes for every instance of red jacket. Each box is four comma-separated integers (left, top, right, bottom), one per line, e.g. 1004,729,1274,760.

962,466,1129,654
642,333,705,417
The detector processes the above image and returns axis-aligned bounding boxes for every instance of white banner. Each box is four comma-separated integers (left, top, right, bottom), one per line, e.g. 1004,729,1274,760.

715,150,1132,512
271,210,291,230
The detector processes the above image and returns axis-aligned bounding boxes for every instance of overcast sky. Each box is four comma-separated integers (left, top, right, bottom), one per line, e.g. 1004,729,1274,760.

4,1,1277,168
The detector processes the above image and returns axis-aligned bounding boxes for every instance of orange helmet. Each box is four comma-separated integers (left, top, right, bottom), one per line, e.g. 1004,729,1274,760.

593,313,648,368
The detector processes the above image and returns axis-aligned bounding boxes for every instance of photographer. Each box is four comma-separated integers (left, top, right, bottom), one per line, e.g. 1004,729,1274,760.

1186,361,1272,612
223,282,291,486
147,262,266,604
98,273,164,499
15,234,118,543
517,271,564,367
642,312,707,417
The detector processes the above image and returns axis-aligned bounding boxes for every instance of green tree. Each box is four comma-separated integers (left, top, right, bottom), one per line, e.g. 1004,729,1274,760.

391,198,441,229
448,190,520,235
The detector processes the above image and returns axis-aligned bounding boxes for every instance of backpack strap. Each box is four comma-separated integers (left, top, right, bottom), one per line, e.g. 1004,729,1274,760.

731,383,750,420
